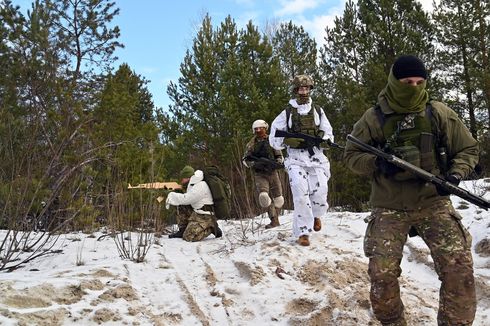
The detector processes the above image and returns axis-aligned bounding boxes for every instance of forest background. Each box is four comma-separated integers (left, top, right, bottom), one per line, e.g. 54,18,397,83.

1,0,489,269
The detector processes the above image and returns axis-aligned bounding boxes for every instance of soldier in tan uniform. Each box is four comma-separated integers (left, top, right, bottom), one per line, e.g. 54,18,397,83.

344,55,479,325
243,119,284,228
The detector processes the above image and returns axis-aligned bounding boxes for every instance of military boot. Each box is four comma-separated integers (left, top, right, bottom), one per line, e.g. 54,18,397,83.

382,319,407,326
265,208,280,229
313,217,321,232
297,235,310,246
215,227,223,238
168,227,185,239
381,315,407,326
265,216,280,229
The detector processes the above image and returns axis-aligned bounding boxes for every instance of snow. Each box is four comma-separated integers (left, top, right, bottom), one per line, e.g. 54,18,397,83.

0,180,489,326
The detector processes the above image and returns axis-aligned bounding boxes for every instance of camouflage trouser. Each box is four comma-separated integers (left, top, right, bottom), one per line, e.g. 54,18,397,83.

363,200,476,326
182,211,216,242
176,205,194,229
254,171,282,219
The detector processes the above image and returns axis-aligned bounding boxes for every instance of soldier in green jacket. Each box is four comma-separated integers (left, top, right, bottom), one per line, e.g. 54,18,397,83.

344,55,479,326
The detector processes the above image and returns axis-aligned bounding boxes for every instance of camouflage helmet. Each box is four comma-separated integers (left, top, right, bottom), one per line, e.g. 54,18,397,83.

252,119,269,133
292,74,314,91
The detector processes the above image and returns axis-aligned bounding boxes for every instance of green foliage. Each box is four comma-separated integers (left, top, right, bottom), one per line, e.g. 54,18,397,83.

433,0,490,139
316,0,437,209
0,0,123,231
2,0,488,231
272,21,318,80
165,15,286,165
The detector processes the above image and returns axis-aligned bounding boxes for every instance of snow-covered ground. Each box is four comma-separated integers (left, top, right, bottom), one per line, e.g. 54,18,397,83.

0,180,489,326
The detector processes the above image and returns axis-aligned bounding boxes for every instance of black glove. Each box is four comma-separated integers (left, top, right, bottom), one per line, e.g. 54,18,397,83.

375,157,403,177
436,174,462,196
253,161,267,169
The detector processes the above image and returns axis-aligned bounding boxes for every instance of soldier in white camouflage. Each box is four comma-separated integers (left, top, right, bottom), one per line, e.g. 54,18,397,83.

344,55,478,325
269,74,334,246
166,166,222,242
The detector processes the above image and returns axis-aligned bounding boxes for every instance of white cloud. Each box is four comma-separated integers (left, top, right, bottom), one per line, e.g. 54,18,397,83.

236,10,262,27
294,1,346,46
274,0,323,17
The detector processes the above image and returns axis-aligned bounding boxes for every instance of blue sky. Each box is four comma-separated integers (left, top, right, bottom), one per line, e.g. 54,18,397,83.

12,0,434,110
113,0,348,110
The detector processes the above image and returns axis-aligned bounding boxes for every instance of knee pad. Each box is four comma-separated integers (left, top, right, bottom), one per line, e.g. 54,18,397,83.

273,195,284,208
258,192,271,207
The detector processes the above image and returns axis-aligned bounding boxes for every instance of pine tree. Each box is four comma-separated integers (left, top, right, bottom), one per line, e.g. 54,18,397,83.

165,15,284,166
91,63,161,220
318,0,435,209
433,0,483,138
272,21,317,81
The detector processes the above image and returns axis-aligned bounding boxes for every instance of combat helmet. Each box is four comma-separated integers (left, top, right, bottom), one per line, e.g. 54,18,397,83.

292,74,314,92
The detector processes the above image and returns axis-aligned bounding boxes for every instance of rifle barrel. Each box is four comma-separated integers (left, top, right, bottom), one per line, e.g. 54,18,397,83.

275,130,344,150
347,134,490,210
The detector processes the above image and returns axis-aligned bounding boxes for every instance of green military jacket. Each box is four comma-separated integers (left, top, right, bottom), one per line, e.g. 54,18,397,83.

344,100,479,210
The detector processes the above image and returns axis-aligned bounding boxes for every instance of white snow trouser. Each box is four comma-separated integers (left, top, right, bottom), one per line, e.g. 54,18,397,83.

288,165,329,237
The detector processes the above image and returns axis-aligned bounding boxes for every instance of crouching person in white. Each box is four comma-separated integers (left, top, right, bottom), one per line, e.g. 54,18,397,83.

166,169,222,241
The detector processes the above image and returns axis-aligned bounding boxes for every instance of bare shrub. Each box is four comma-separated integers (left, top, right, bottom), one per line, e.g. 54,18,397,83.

108,185,157,263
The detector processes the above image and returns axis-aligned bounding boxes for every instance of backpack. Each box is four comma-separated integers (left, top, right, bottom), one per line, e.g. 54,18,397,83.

202,165,233,220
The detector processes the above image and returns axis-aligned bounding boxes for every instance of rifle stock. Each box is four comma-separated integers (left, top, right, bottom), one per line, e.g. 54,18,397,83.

347,134,490,210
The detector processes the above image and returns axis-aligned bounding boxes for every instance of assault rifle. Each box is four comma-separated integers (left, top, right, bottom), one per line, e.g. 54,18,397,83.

245,155,284,170
347,134,490,210
128,182,183,203
275,130,344,155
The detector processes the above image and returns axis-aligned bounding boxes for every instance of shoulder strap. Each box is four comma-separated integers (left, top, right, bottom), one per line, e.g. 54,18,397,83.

426,101,442,146
314,105,321,117
285,105,292,132
374,104,386,128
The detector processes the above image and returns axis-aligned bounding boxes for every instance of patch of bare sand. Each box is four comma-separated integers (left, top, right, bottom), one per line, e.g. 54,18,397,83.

80,279,105,291
92,307,122,323
476,275,490,309
1,283,86,308
233,261,265,286
0,307,69,326
204,262,217,287
333,258,370,288
289,291,377,326
125,305,183,326
296,257,369,290
475,238,490,257
91,268,116,278
98,283,138,302
296,259,330,287
289,258,377,325
76,268,116,279
287,297,321,316
175,277,210,326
